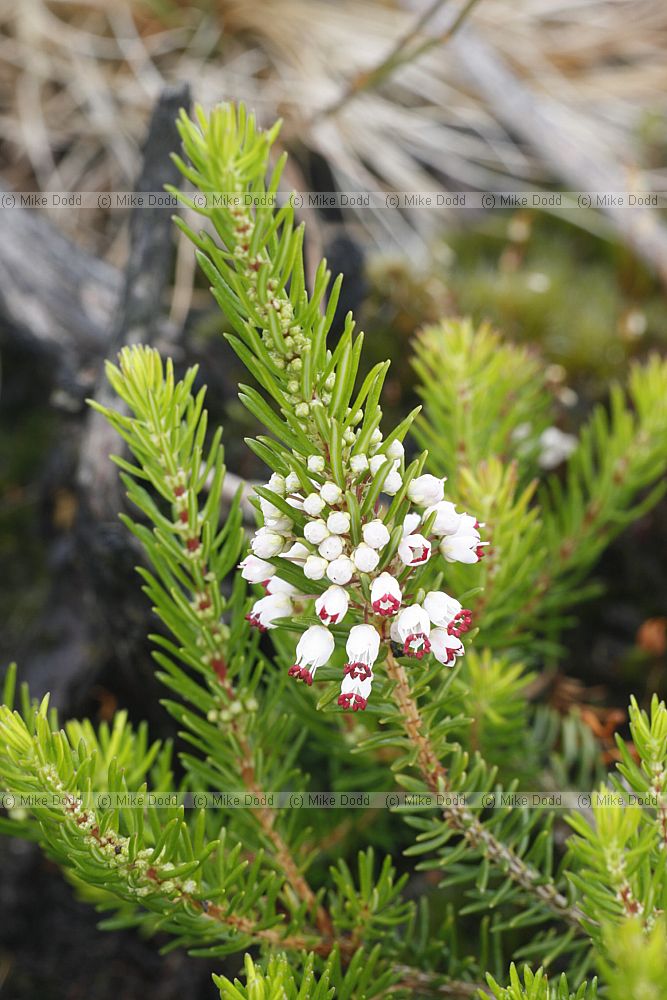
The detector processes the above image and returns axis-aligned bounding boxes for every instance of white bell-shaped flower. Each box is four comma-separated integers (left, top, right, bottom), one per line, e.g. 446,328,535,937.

352,543,380,573
251,528,284,559
307,455,326,473
398,533,432,567
370,572,402,616
423,500,461,536
407,474,446,507
338,668,373,712
239,555,276,585
326,556,355,585
288,625,335,685
439,527,487,564
423,591,472,636
430,627,465,667
345,623,381,669
362,519,390,549
315,585,349,625
245,592,292,632
390,604,431,658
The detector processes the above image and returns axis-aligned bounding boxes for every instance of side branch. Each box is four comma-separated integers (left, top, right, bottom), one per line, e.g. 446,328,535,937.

385,648,583,927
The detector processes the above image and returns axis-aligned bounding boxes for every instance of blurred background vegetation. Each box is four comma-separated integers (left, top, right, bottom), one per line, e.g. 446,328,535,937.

1,0,666,995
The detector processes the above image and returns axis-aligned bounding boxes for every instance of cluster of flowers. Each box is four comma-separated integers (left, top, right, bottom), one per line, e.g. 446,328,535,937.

240,443,486,711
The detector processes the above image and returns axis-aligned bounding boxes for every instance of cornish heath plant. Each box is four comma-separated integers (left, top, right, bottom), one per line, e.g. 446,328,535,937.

3,104,667,998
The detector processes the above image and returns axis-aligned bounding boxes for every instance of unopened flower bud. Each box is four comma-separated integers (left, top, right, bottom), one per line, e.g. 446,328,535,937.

303,493,326,517
362,519,390,549
304,555,329,580
326,556,355,585
239,555,276,584
352,543,380,573
320,482,342,505
423,500,460,536
350,454,369,474
383,467,403,495
327,511,351,535
319,535,344,561
407,474,446,507
304,519,330,544
268,473,286,495
386,438,405,460
283,541,309,562
251,529,284,559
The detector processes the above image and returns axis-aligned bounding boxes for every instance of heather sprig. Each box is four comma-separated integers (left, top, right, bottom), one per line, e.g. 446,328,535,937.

2,101,667,1000
172,103,486,712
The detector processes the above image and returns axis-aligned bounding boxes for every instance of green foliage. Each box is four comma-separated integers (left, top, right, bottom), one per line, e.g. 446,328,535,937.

485,963,597,1000
566,696,667,942
413,319,552,482
169,103,418,481
2,101,667,1000
599,917,667,1000
415,320,667,653
215,953,335,1000
214,949,397,1000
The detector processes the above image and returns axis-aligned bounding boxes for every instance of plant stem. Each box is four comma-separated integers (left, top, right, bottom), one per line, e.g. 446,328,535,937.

384,647,583,927
390,966,488,997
